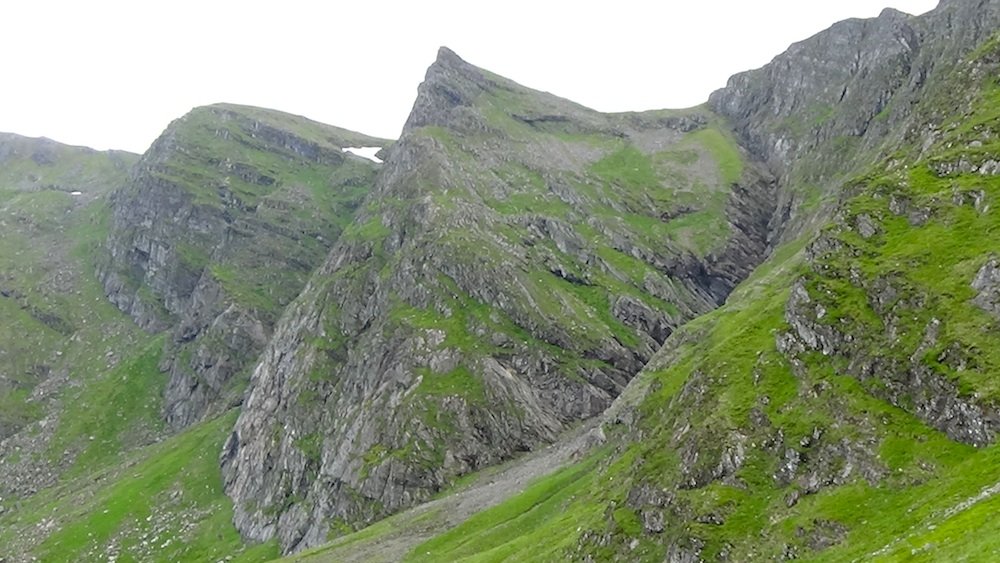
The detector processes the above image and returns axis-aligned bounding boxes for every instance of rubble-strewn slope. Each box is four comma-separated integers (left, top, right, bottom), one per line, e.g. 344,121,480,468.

221,48,781,553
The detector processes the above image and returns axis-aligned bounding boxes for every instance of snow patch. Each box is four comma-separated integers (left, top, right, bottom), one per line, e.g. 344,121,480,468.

342,146,383,163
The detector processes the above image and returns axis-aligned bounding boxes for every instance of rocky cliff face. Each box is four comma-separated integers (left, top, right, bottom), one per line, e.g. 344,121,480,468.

220,48,783,553
98,105,390,429
709,8,918,171
710,0,1000,240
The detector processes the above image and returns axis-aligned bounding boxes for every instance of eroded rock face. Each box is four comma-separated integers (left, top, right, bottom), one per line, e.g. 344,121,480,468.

782,263,1000,448
222,48,781,553
709,9,918,171
98,104,388,429
972,258,1000,320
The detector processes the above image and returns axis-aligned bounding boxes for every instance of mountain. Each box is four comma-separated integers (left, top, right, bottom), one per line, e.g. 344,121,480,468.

291,1,1000,561
0,132,138,445
98,103,391,429
1,0,999,561
220,47,783,553
0,107,389,562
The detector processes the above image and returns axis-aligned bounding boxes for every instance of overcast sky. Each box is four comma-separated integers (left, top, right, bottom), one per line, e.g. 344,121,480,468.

1,0,938,154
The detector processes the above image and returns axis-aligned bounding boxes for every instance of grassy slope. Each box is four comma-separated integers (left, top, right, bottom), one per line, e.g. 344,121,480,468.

391,168,1000,560
407,454,605,562
29,411,277,563
0,133,134,193
0,202,281,560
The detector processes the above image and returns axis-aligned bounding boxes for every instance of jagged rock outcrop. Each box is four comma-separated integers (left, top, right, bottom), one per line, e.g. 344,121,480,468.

98,104,390,428
711,0,1000,164
221,48,782,553
781,275,1000,447
972,258,1000,319
710,8,916,170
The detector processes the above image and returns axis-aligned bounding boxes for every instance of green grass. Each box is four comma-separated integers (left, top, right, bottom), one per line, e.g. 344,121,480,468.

415,366,488,404
814,162,1000,400
0,323,275,562
342,214,390,242
0,134,136,194
48,338,168,475
28,412,278,563
117,103,382,326
208,103,392,151
0,160,150,438
387,192,1000,560
590,145,660,192
0,125,290,562
684,126,744,185
776,103,837,138
406,453,605,562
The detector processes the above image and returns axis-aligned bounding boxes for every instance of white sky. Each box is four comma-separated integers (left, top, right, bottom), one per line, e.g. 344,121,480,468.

0,0,938,154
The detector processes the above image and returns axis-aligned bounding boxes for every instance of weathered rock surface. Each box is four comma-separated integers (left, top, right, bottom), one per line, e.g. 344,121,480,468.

972,258,1000,319
710,8,918,172
709,0,1000,241
782,275,1000,447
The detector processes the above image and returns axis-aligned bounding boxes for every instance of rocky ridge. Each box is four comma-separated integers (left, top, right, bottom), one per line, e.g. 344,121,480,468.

710,0,1000,240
